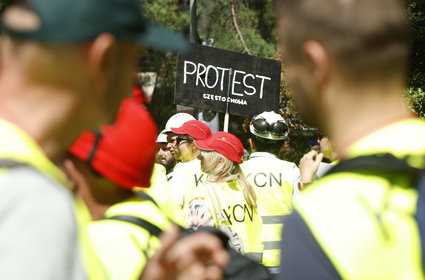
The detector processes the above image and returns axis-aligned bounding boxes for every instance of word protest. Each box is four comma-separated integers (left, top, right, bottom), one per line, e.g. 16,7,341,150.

175,44,281,117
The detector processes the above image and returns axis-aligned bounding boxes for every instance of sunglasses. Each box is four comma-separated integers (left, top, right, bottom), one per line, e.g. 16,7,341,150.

252,118,288,136
176,136,193,146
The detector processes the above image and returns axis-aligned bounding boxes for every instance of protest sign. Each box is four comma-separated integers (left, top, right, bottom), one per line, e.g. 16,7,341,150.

175,44,281,117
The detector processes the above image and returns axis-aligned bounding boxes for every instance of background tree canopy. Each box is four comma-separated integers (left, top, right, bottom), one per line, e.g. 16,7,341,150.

0,0,423,159
142,0,424,161
143,0,424,121
407,0,425,115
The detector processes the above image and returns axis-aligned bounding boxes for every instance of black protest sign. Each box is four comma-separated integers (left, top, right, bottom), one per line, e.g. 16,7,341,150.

175,44,281,117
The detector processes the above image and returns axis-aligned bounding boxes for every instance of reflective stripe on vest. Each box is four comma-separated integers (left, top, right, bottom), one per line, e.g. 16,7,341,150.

245,252,264,263
267,266,280,275
263,241,281,250
241,157,299,268
261,214,285,268
262,215,285,224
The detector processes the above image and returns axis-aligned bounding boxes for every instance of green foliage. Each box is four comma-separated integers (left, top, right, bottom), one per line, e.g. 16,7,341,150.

406,87,425,118
407,0,425,89
143,0,280,130
197,0,276,58
144,0,189,29
143,0,425,145
407,0,425,117
142,0,190,129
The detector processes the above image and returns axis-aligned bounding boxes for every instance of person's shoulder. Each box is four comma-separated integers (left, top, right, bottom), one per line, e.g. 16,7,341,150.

256,157,299,171
349,117,425,157
402,117,425,127
296,171,387,212
0,166,76,235
385,118,425,148
175,159,201,171
0,166,73,204
186,159,201,168
106,197,171,225
153,163,166,176
243,155,296,166
275,158,298,168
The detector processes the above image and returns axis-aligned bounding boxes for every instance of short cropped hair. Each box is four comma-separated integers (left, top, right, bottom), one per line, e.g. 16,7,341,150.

277,0,410,83
251,136,283,155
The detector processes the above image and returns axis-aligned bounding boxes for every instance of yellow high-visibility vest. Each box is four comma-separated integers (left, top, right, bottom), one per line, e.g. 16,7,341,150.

170,159,206,217
88,196,172,280
0,119,106,280
188,180,264,261
294,118,425,279
241,154,300,272
134,163,184,226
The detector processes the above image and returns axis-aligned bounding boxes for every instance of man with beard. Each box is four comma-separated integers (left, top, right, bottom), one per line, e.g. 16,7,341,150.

156,132,176,180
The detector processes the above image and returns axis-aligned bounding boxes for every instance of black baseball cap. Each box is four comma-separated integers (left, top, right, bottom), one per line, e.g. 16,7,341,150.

1,0,188,52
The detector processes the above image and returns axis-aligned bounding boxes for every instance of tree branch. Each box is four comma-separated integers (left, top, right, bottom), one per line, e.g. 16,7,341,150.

231,2,252,55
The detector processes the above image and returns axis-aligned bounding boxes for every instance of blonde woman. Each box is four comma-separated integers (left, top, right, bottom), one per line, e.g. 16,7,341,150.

186,132,264,263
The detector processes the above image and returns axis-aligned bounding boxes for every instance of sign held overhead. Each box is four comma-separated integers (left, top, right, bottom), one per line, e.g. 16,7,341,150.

175,44,281,117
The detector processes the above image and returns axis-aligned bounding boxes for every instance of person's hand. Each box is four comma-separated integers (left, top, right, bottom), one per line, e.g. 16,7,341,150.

141,225,229,280
299,150,324,189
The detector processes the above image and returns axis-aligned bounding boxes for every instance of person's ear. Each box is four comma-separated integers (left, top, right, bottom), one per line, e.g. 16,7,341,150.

192,143,199,153
62,158,92,197
302,40,330,88
86,33,117,95
62,159,83,193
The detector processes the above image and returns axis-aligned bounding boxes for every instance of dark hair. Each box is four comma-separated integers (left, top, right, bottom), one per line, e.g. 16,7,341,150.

277,0,410,83
251,135,283,155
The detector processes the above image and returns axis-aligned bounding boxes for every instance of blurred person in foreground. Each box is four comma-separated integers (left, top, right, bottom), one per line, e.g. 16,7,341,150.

65,98,224,279
0,0,227,279
186,132,264,262
276,0,425,279
241,111,300,274
65,98,169,279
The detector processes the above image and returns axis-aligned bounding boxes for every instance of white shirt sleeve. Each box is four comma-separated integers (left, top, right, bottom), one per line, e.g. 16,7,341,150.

170,164,185,207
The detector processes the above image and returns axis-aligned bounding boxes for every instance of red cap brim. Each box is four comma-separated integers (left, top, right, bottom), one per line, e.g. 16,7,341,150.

194,139,214,151
171,126,186,134
194,139,242,163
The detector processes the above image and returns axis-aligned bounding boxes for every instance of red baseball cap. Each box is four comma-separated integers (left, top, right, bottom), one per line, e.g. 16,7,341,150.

68,98,158,190
171,120,212,140
194,131,244,163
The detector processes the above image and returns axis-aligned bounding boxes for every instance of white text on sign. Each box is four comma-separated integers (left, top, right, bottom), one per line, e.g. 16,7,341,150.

183,61,271,99
202,93,248,105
